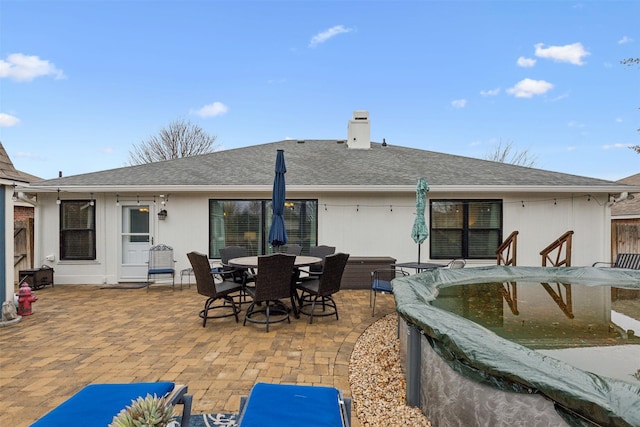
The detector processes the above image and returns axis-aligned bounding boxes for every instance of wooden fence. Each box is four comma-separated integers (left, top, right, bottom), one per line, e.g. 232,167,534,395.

612,219,640,259
14,218,34,284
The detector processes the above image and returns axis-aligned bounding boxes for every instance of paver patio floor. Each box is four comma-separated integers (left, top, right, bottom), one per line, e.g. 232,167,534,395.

0,283,396,426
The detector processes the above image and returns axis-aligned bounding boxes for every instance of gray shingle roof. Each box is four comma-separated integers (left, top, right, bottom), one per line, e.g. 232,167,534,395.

612,173,640,216
35,140,627,189
0,142,42,183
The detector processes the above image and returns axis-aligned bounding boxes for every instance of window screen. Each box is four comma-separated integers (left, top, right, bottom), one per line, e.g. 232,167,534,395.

60,200,96,260
430,200,502,259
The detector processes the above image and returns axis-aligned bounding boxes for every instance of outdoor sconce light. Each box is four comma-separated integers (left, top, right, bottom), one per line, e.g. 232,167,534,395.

89,192,95,206
158,209,168,220
56,188,61,205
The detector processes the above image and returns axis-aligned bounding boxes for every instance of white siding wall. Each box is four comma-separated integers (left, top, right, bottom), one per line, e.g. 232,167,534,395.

35,190,611,285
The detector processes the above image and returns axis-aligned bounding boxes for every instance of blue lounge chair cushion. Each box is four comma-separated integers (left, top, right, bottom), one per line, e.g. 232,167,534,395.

238,382,346,427
149,268,175,274
371,279,393,293
31,382,175,427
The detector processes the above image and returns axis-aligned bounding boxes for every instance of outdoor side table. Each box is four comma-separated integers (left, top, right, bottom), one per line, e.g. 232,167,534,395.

392,262,446,273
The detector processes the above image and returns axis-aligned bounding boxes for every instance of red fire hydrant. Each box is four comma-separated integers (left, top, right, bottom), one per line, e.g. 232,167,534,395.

17,283,38,316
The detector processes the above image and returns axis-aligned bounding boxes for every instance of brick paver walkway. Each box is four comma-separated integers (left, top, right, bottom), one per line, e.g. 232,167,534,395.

0,283,396,426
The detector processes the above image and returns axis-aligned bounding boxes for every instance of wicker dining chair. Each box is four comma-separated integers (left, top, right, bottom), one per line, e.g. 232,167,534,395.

298,245,336,282
284,244,303,255
296,253,349,324
219,245,255,304
243,253,297,332
187,251,243,327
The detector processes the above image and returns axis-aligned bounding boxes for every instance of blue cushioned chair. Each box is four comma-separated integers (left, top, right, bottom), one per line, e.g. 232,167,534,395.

31,382,192,427
370,268,409,316
147,244,177,290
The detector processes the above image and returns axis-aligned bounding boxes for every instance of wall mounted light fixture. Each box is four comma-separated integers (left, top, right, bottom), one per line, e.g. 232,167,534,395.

158,209,168,220
89,192,95,206
12,183,18,202
56,188,61,205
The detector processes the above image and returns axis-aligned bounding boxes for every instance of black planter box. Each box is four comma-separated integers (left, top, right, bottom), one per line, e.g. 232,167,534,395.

19,267,55,290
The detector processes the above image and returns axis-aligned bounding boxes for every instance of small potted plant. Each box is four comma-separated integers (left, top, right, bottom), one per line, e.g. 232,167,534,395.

109,393,178,427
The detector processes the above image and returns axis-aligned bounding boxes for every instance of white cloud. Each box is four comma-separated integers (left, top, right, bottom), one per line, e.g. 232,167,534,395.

618,36,633,44
469,140,481,147
616,117,623,123
99,147,114,154
0,53,65,81
14,151,43,160
506,78,553,98
534,42,590,65
309,25,353,48
0,113,20,127
568,121,584,128
551,92,569,102
517,56,536,67
451,99,467,108
602,143,631,150
191,102,229,118
480,88,500,96
566,146,577,152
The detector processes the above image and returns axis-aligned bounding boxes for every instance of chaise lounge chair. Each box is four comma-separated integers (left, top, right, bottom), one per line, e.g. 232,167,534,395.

31,382,192,427
237,382,350,427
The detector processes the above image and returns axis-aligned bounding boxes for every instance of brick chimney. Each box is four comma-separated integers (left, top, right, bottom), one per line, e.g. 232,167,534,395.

347,110,370,149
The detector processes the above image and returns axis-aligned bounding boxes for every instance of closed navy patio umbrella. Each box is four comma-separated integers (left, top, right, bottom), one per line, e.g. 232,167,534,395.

411,177,429,264
268,149,288,250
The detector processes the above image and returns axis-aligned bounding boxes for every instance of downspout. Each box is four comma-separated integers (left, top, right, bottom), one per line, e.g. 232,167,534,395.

604,196,613,265
1,186,6,303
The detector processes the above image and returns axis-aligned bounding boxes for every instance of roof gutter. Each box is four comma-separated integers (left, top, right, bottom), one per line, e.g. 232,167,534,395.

17,184,640,194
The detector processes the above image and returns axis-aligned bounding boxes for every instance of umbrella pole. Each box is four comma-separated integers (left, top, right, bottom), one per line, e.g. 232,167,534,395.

418,244,421,264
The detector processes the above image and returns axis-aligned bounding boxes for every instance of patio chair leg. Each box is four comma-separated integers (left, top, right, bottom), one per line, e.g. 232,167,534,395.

265,305,270,333
372,293,377,316
290,294,300,319
308,297,318,324
224,296,239,323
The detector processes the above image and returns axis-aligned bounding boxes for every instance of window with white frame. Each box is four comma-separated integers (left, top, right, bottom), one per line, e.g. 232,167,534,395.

60,200,96,260
209,199,317,258
430,199,502,259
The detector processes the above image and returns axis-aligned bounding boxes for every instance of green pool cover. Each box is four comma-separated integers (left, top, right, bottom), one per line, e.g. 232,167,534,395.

393,266,640,427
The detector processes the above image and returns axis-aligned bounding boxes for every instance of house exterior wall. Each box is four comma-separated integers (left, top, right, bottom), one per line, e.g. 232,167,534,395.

34,190,611,285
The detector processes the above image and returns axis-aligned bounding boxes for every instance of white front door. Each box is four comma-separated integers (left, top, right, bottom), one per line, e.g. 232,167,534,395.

119,204,154,281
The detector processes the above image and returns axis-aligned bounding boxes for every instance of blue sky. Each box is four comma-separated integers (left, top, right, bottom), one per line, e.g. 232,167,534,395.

1,0,638,181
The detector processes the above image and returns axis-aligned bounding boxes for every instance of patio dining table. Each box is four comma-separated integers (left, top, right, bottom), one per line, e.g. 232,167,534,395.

228,255,322,270
228,255,322,318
